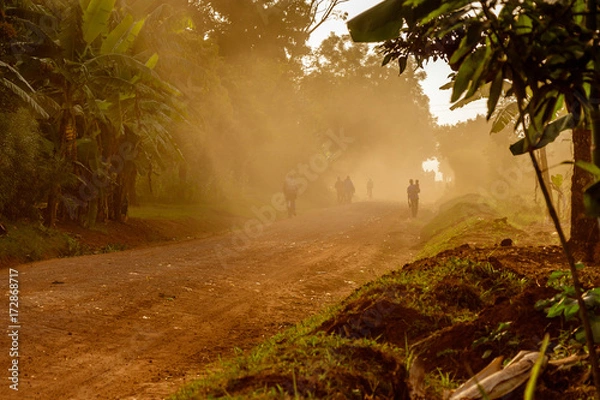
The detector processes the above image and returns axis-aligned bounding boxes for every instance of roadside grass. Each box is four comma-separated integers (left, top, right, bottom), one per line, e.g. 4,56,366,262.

0,221,84,267
129,202,240,220
416,193,546,259
1,201,242,268
316,257,529,344
170,255,530,399
171,316,408,399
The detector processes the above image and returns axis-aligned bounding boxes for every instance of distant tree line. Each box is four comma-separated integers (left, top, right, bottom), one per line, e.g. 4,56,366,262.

0,0,441,227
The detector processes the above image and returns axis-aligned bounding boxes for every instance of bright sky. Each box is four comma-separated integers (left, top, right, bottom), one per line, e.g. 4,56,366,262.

309,0,487,126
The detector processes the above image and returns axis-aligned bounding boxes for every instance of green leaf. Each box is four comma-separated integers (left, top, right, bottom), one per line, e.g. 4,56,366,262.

347,0,404,42
449,21,483,66
464,44,491,100
549,270,568,281
420,0,471,25
577,315,600,343
563,300,580,320
575,160,600,177
491,101,519,133
536,114,577,148
101,14,134,54
451,47,483,103
546,299,565,318
583,288,600,308
0,78,48,119
145,53,159,70
114,18,145,54
550,174,563,189
524,334,549,400
510,114,576,155
515,13,533,35
82,0,117,44
486,69,503,120
509,137,529,156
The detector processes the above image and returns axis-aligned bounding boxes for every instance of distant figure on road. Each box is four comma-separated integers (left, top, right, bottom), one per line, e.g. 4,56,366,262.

344,176,355,203
407,179,419,217
283,173,298,217
367,178,373,200
335,176,345,204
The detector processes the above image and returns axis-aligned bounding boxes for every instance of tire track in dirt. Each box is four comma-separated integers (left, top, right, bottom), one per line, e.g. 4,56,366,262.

2,201,421,400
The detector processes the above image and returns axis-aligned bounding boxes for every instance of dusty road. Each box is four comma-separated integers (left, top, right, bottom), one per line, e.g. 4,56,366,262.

2,201,421,400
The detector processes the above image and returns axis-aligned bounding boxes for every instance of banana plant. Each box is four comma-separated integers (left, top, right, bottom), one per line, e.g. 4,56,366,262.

10,0,183,225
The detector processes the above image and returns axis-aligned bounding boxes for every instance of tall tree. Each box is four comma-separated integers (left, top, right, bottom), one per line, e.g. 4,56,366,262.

347,0,600,260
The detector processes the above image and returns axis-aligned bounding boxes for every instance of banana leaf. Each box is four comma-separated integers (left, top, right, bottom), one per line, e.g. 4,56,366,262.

347,0,403,42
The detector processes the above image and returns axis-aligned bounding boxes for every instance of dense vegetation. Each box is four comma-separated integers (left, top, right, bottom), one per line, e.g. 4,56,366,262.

0,0,442,229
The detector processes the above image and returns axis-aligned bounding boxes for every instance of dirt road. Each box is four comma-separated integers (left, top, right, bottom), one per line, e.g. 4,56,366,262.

2,202,421,400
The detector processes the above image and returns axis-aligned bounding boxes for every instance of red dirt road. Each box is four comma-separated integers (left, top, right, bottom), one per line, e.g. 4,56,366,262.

2,202,420,400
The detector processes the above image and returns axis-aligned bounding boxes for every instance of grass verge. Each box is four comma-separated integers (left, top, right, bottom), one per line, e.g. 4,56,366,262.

170,253,531,399
0,221,84,267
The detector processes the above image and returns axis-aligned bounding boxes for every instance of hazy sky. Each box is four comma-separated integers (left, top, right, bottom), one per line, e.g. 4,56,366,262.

309,0,487,126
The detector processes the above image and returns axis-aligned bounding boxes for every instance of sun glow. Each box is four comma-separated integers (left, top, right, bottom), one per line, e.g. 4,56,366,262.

422,157,443,181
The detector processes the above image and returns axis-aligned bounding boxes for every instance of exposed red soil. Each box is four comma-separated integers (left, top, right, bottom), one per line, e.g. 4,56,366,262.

2,201,598,399
1,201,419,399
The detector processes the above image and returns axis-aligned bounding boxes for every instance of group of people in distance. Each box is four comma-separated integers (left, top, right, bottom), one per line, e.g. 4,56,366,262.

335,176,356,204
335,176,375,204
282,172,421,219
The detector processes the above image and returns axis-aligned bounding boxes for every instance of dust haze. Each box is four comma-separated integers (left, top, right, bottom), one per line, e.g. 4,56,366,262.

139,19,573,219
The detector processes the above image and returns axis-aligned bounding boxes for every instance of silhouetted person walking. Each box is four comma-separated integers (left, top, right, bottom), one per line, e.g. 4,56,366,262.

344,176,355,203
283,173,298,217
407,179,419,217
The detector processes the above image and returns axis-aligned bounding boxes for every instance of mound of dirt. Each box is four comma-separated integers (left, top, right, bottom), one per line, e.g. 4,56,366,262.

210,343,409,399
318,296,440,344
315,243,600,399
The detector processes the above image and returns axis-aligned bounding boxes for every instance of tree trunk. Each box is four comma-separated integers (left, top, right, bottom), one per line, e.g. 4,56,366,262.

45,184,59,227
569,127,600,262
538,147,553,205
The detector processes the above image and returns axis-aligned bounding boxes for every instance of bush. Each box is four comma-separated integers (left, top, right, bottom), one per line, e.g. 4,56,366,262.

0,109,46,219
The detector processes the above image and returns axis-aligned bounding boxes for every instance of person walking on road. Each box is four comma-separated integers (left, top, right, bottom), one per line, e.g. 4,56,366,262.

407,179,419,217
283,173,298,217
344,176,355,203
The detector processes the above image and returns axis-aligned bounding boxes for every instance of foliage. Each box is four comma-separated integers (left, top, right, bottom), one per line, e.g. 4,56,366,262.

0,221,86,266
347,0,600,393
170,328,407,399
0,109,54,219
0,0,441,227
348,0,600,213
0,0,186,225
536,266,600,343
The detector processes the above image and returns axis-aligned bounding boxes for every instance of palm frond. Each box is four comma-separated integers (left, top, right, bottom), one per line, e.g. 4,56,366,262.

0,78,49,118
